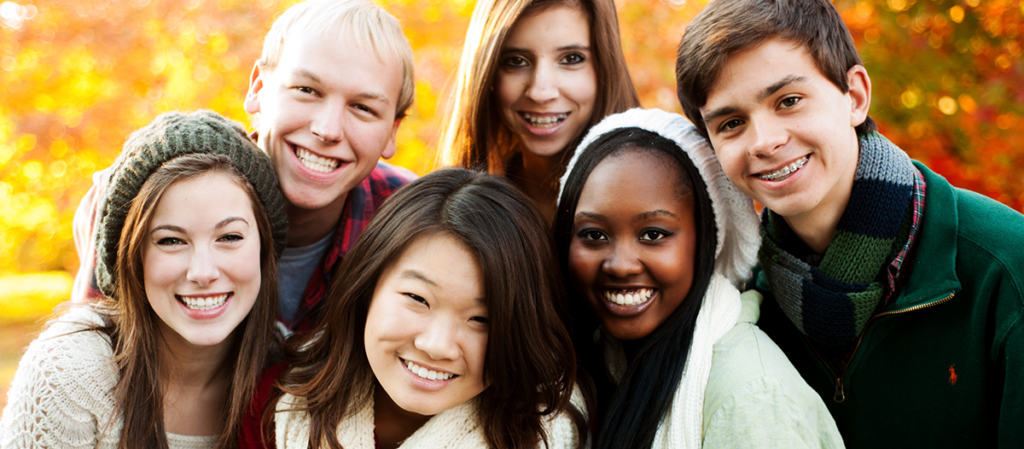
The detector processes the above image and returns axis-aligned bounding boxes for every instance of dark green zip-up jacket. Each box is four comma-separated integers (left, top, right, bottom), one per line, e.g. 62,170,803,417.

755,162,1024,448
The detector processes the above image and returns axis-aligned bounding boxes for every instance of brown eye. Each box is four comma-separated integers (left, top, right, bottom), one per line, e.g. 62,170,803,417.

561,53,585,65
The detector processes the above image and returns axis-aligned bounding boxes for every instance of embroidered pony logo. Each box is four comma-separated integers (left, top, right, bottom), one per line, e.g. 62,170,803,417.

948,364,957,385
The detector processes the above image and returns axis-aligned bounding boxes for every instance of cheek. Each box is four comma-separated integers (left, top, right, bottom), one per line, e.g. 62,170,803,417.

567,242,599,290
466,332,489,376
566,68,597,110
494,73,523,116
142,250,176,292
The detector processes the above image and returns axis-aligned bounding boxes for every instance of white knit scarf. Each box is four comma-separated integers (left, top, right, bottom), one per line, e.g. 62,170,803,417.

604,273,742,449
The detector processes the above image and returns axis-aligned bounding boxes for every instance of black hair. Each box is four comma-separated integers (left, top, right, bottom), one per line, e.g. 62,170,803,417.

552,127,718,449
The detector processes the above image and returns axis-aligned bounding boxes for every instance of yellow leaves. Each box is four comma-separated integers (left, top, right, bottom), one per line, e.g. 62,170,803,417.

210,33,230,55
937,96,957,115
15,134,35,153
21,160,42,179
0,272,73,320
887,0,911,13
900,87,922,109
949,5,965,24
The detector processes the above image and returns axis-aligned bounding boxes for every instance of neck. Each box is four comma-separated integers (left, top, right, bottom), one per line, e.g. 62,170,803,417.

286,192,347,247
158,321,235,436
509,150,564,224
373,382,431,449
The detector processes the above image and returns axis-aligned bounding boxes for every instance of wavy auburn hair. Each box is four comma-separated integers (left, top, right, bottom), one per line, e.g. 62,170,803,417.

439,0,639,174
279,168,585,449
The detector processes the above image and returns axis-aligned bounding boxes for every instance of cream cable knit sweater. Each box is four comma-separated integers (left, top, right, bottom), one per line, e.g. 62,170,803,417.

0,307,218,449
275,384,586,449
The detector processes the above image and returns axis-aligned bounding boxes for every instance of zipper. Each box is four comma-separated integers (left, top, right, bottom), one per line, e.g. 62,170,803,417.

810,292,956,403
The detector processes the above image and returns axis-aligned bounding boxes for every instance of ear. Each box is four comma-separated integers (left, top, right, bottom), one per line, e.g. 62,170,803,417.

381,117,403,159
846,65,871,128
243,63,265,115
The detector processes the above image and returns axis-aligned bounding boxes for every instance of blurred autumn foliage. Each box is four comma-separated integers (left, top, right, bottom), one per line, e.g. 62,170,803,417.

0,0,1022,305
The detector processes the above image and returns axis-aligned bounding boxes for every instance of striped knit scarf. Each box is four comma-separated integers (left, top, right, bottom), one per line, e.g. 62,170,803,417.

759,133,916,349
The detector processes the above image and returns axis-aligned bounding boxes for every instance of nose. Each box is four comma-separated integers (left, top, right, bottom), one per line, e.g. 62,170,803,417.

748,114,787,158
602,239,643,279
186,246,221,287
310,100,345,144
524,63,558,104
415,315,461,361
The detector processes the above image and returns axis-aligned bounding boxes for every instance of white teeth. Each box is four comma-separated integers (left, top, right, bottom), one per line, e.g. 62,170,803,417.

405,360,454,381
603,288,654,306
522,113,568,128
179,294,228,311
758,156,809,181
295,147,340,173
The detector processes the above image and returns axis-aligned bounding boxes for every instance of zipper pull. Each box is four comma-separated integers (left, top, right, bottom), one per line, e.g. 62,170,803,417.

834,377,846,403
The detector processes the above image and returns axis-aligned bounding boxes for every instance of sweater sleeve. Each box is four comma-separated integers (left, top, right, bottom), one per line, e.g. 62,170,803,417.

0,310,119,449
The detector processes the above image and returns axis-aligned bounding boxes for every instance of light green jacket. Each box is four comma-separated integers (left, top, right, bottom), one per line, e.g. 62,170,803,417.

702,291,845,448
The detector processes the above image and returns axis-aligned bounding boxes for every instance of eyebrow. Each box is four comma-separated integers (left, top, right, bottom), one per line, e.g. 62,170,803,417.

400,269,438,287
291,68,390,104
636,210,678,221
702,74,809,127
574,210,678,222
399,269,487,304
502,44,591,54
149,217,249,235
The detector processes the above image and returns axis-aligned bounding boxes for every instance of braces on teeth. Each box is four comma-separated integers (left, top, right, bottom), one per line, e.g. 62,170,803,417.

759,156,809,181
406,360,454,381
523,113,568,126
603,288,654,306
296,147,340,173
180,294,228,311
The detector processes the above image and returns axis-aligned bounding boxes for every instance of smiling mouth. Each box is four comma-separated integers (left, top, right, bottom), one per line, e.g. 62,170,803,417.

405,359,457,381
757,155,809,182
603,288,654,306
176,293,229,311
294,146,340,173
521,112,568,129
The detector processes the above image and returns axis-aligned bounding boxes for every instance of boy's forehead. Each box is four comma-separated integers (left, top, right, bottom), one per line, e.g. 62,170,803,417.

272,26,402,101
703,39,826,110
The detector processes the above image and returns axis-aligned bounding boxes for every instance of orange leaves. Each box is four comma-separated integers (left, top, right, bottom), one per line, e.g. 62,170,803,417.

0,0,1022,280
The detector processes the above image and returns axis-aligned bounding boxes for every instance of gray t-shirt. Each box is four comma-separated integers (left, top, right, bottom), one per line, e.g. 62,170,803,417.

277,232,334,323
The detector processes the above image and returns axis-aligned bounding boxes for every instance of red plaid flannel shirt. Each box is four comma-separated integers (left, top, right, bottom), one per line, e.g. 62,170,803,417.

71,161,416,333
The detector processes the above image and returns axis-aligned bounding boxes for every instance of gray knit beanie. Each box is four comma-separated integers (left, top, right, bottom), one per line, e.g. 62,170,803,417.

94,110,288,297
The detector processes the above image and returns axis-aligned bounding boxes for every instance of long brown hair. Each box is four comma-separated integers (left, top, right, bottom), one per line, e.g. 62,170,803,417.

279,168,585,449
438,0,639,174
100,153,280,449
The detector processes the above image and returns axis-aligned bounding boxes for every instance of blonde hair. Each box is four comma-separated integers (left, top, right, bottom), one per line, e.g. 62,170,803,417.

438,0,639,173
258,0,415,118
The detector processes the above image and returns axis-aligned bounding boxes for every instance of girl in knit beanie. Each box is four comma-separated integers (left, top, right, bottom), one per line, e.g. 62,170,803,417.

263,168,586,449
553,108,843,448
0,110,287,449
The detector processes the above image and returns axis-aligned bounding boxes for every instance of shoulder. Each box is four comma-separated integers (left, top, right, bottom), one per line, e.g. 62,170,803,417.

22,307,115,381
368,161,418,193
539,384,587,449
1,307,118,447
702,312,842,448
273,393,312,449
917,161,1024,270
